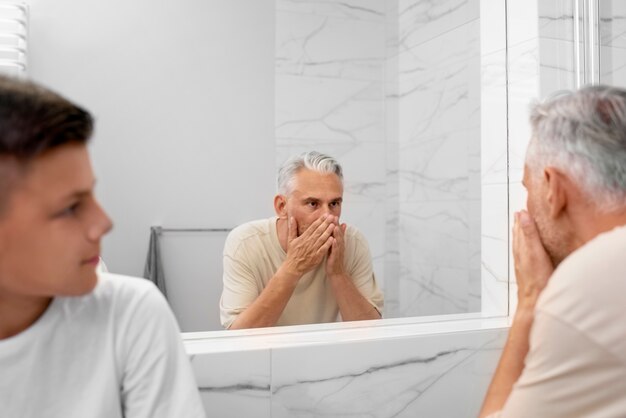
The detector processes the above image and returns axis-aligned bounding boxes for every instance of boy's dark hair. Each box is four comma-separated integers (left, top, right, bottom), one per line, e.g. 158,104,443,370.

0,75,94,213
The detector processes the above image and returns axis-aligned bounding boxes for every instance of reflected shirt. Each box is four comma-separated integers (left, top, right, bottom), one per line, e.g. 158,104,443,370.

220,217,384,328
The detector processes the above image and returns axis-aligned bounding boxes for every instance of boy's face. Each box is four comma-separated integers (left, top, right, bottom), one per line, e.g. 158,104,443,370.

0,143,112,299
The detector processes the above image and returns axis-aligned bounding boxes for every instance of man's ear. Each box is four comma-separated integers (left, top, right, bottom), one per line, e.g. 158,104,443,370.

274,194,288,218
543,167,568,219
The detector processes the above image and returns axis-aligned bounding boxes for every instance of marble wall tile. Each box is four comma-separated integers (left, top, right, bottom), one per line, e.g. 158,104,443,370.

600,1,626,48
507,38,540,166
480,51,507,186
481,184,509,317
539,38,576,96
600,45,626,88
276,11,385,81
397,127,474,202
479,4,508,317
398,17,479,79
393,10,482,317
276,0,385,23
468,268,481,311
480,0,506,56
191,349,271,418
270,328,507,417
276,75,384,143
506,2,541,312
398,0,479,52
397,21,480,204
507,0,539,47
538,0,575,42
396,263,472,316
398,201,470,270
395,198,479,316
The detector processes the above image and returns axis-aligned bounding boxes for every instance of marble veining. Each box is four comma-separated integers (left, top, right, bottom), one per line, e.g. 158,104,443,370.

277,0,385,22
270,329,507,417
199,383,271,393
276,12,385,81
275,0,509,319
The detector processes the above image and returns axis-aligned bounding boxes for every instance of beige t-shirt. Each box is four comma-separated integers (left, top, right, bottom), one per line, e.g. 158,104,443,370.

492,225,626,418
220,217,384,328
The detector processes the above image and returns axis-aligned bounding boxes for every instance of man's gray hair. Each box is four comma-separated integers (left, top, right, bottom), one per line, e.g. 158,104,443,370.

277,151,343,195
527,85,626,211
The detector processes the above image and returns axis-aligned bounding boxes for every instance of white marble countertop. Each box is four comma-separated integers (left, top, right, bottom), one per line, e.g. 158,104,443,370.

183,313,510,354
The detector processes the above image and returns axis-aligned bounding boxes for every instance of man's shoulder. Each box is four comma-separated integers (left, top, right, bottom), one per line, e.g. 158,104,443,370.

344,224,370,248
537,225,626,357
547,224,626,291
226,218,275,249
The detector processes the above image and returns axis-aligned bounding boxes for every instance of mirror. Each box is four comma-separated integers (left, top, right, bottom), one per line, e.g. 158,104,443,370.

24,0,510,332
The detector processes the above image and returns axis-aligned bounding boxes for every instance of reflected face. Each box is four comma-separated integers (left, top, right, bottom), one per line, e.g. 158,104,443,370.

0,143,113,298
279,169,343,235
523,164,572,266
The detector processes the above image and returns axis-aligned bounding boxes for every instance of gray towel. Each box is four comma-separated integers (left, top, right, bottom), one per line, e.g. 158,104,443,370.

143,226,168,298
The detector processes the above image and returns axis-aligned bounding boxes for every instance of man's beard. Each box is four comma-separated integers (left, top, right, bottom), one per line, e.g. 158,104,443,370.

533,209,573,267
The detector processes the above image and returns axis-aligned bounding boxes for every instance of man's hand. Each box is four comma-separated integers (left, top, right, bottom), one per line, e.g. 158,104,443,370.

513,210,554,310
284,215,335,276
326,220,347,278
478,210,556,417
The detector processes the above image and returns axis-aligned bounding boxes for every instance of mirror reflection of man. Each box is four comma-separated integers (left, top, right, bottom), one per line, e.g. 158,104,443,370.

0,75,205,417
480,86,626,417
220,151,383,329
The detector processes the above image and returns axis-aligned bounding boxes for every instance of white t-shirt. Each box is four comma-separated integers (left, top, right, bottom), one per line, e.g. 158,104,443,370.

491,225,626,418
220,217,384,328
0,273,206,418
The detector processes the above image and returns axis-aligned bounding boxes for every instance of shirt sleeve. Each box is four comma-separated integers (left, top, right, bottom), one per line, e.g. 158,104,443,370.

498,311,624,418
347,229,384,315
117,283,206,418
219,236,261,329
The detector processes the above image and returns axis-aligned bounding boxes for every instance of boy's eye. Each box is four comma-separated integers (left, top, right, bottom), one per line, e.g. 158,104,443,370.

58,202,80,217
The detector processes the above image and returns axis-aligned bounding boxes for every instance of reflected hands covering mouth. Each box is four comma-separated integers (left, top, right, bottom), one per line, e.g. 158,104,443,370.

284,214,336,277
326,219,347,278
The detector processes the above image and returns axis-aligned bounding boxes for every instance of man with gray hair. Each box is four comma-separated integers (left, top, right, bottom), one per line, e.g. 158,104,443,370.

220,151,383,329
480,85,626,417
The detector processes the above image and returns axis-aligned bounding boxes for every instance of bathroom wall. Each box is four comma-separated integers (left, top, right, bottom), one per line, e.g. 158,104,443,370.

600,1,626,87
538,0,577,95
391,0,483,317
26,0,276,275
25,0,276,330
